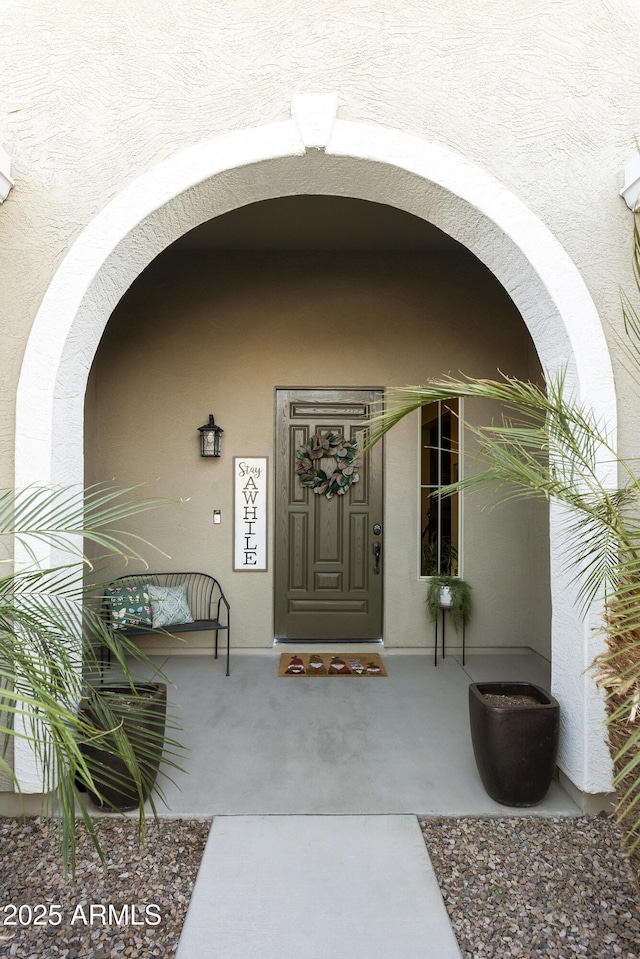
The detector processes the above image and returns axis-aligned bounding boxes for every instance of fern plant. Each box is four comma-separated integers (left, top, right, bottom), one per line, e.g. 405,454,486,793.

426,575,472,632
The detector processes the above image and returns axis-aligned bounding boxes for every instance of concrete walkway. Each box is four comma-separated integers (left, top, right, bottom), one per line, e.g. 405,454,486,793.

175,815,462,959
136,648,579,958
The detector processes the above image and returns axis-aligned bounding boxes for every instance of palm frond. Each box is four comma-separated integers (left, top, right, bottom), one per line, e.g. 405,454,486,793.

0,484,183,874
363,219,640,851
0,484,173,567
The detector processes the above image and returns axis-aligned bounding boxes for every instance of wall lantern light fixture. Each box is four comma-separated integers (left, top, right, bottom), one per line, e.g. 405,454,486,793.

198,414,224,458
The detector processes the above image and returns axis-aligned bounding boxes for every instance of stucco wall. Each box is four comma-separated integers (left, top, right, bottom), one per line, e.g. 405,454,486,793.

2,0,638,796
3,0,640,487
84,247,549,653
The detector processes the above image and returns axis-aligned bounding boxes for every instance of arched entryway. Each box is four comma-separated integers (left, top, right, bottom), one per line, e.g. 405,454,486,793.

15,94,615,799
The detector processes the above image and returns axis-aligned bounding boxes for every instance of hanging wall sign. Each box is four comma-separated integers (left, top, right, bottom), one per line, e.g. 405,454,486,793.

234,457,268,571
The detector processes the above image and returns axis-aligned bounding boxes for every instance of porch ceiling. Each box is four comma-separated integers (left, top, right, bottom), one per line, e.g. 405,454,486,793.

170,195,464,253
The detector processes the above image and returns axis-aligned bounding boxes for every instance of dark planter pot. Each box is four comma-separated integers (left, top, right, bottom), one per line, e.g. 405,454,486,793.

469,681,560,807
79,682,167,812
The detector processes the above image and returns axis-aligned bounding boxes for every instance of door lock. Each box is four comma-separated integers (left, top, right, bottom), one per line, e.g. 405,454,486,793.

373,523,381,535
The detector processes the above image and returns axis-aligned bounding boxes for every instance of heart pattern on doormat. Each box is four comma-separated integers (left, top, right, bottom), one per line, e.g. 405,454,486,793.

278,653,386,676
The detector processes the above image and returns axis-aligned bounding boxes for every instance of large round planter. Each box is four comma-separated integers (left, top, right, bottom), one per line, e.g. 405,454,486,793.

79,682,167,812
469,681,560,807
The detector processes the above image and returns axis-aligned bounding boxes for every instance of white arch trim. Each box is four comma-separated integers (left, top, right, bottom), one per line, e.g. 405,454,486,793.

15,94,616,795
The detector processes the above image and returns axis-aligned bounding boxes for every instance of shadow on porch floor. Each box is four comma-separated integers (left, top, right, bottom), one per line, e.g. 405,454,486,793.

111,648,578,818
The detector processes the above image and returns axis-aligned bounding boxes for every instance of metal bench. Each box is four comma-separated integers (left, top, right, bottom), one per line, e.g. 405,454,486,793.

102,571,231,675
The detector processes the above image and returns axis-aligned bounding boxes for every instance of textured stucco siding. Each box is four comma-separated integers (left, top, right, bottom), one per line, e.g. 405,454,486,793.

84,248,550,655
2,0,640,486
2,0,640,795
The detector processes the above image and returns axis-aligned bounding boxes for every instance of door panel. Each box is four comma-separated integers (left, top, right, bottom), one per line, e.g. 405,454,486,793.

274,389,383,641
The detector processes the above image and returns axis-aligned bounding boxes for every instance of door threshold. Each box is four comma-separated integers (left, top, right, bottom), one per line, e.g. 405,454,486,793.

273,638,384,647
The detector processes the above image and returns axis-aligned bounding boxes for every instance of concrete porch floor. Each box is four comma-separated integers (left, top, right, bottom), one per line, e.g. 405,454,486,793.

116,648,579,818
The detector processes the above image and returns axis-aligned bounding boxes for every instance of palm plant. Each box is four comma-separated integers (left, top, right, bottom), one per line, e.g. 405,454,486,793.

365,215,640,856
0,484,182,873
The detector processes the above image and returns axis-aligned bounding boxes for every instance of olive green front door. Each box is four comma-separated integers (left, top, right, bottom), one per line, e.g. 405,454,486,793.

274,388,383,641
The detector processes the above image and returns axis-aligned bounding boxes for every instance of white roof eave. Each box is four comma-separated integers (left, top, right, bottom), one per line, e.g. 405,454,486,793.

621,153,640,211
0,147,14,202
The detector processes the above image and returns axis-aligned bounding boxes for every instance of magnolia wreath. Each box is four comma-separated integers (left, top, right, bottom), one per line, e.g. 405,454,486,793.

295,431,360,499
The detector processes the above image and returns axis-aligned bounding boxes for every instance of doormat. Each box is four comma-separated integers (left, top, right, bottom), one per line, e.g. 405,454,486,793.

278,653,387,677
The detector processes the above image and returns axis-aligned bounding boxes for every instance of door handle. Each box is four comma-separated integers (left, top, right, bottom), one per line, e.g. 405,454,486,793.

373,541,381,575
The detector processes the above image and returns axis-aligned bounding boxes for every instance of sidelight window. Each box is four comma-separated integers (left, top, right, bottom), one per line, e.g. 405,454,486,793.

420,399,460,577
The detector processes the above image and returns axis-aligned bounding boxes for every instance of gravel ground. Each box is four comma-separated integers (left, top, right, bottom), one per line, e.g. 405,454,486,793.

1,814,639,958
0,817,209,958
421,816,640,959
